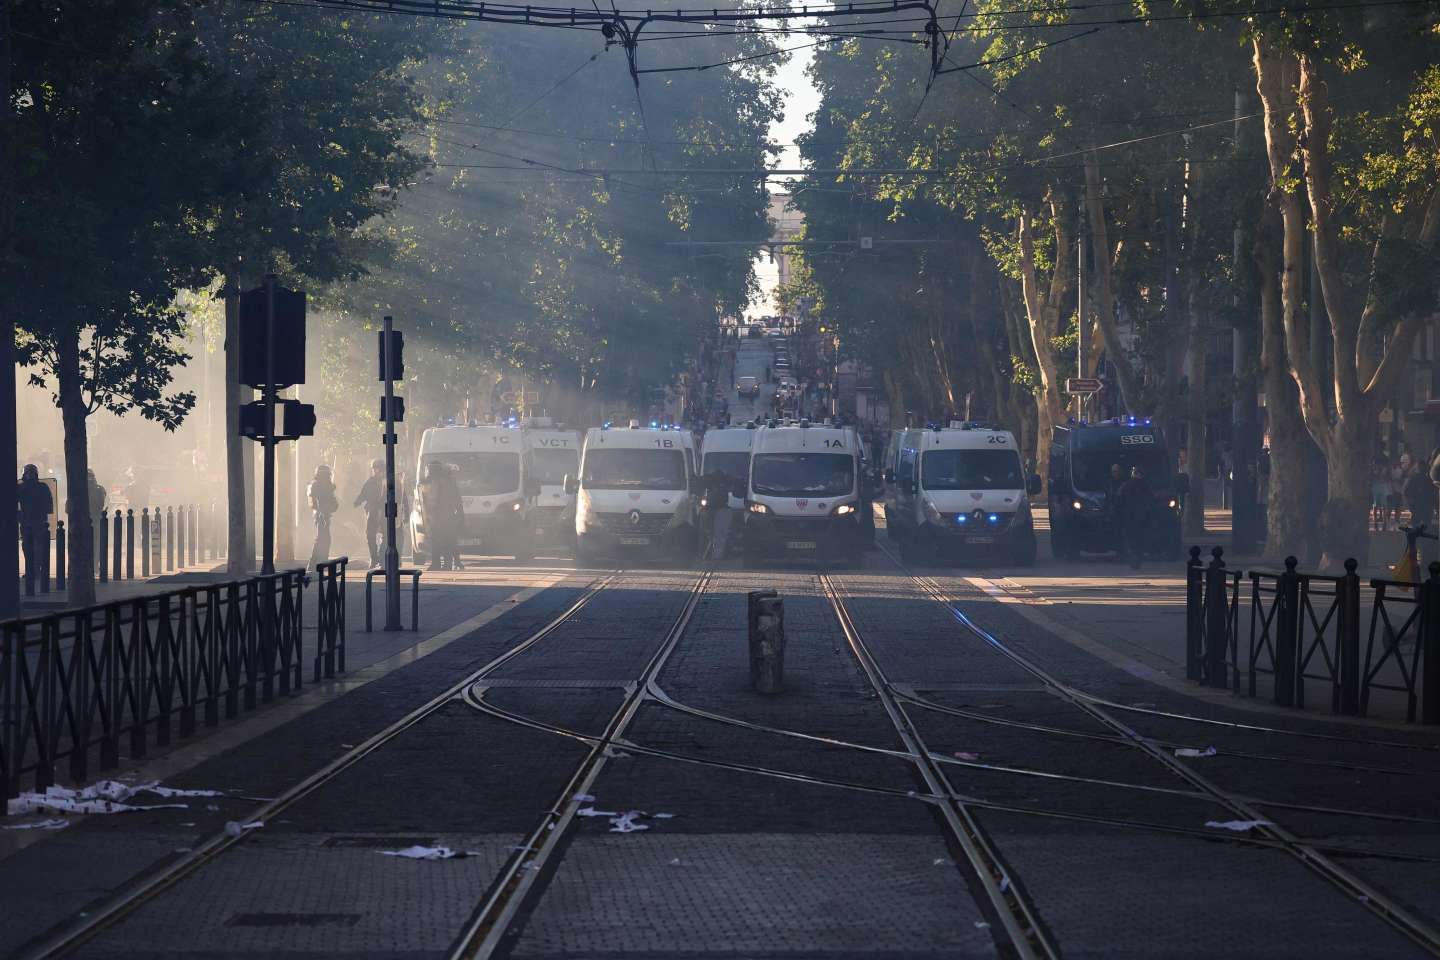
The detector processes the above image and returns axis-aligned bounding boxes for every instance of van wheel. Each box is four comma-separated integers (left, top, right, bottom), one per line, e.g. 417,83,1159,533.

1010,537,1037,567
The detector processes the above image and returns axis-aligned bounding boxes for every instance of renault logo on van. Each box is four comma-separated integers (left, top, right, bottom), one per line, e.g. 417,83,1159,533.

628,510,642,525
796,499,809,509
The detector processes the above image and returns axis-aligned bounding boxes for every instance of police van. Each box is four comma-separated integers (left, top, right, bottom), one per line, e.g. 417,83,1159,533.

521,419,581,557
699,423,757,509
411,422,526,561
886,423,1040,565
741,420,866,565
570,422,700,564
1048,418,1181,560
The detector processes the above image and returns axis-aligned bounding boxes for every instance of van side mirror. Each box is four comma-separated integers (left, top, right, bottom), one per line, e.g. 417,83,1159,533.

883,469,895,484
1027,473,1042,496
563,474,578,495
906,480,919,496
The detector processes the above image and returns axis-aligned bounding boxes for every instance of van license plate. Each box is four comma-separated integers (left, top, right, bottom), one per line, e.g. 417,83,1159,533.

786,540,817,550
620,536,651,546
967,536,995,544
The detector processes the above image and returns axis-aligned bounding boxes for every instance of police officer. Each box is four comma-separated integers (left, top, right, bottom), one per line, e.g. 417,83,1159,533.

17,465,53,590
1117,465,1154,570
352,459,385,567
307,464,338,567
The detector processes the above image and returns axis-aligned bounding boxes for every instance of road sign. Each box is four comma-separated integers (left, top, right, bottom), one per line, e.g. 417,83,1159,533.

499,390,540,405
238,285,306,389
377,330,404,381
1065,377,1103,395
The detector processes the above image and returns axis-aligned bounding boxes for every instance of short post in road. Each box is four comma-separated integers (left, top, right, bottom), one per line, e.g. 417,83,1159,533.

112,508,122,579
55,520,66,590
125,509,135,579
1336,558,1361,716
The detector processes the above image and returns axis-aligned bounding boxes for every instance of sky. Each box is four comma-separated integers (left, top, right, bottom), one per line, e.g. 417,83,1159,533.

747,46,820,320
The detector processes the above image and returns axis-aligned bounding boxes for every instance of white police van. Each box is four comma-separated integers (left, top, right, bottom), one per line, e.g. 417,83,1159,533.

741,419,865,565
571,422,700,564
886,422,1040,565
699,423,757,509
521,419,581,557
411,422,526,561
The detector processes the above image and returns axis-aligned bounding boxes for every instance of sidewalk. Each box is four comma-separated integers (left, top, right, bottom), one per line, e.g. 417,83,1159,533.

882,505,1434,727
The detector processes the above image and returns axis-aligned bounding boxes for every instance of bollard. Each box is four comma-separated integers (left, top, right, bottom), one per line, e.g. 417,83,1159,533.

1203,547,1230,688
1336,558,1361,716
166,506,175,571
21,520,35,597
112,509,122,580
40,520,51,594
126,509,135,580
177,507,186,570
1273,556,1299,706
189,505,198,566
747,589,785,694
141,508,151,577
97,510,109,582
1185,546,1203,682
1423,563,1440,725
55,521,66,590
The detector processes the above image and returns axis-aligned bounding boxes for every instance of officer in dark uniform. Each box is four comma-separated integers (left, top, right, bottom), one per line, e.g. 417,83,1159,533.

17,464,54,589
1117,465,1155,570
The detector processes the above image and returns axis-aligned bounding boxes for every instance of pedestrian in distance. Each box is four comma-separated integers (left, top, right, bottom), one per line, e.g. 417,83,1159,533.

17,464,54,589
87,469,106,522
1405,453,1437,531
307,465,339,568
396,469,413,560
443,463,466,571
1117,465,1154,570
1372,455,1392,532
353,458,386,567
419,460,462,571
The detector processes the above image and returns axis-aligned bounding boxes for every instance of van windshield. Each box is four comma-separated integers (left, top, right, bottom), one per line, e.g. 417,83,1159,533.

921,449,1023,491
703,451,751,481
1073,449,1172,493
422,452,519,496
752,453,853,497
530,448,578,485
583,449,687,490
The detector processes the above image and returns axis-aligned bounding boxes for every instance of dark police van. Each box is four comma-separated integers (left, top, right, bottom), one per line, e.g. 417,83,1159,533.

1048,418,1182,561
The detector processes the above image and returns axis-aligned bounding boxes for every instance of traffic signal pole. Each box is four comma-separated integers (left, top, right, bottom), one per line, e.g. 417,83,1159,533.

382,316,401,631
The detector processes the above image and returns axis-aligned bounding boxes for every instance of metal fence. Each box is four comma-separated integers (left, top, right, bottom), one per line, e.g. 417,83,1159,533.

1186,547,1440,723
17,503,226,595
1,557,349,806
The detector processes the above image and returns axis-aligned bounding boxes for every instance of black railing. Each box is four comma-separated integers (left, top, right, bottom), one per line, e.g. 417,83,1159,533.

1186,548,1439,723
1186,547,1241,690
16,503,228,594
1,558,349,807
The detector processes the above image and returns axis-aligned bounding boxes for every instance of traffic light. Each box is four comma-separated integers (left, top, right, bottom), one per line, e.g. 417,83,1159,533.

238,285,307,389
238,399,316,441
282,400,317,439
378,396,406,423
238,401,267,439
377,329,404,382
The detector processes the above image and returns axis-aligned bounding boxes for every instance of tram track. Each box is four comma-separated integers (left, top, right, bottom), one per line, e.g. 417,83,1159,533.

867,547,1440,957
20,569,624,960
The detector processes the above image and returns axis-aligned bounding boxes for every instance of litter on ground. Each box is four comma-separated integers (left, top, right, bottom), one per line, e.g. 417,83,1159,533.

1205,819,1272,832
380,846,468,860
223,820,265,837
7,781,198,816
1174,746,1217,758
2,818,69,831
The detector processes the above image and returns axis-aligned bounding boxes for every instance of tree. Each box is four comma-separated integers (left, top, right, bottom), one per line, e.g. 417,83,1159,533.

8,0,243,603
1248,9,1440,562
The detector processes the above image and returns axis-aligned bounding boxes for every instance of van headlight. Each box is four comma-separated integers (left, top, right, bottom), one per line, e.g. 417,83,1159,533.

833,503,855,516
1167,498,1179,509
511,501,522,512
748,501,771,515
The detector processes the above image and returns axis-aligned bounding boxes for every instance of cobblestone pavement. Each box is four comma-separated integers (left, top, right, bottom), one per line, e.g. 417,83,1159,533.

4,551,1440,959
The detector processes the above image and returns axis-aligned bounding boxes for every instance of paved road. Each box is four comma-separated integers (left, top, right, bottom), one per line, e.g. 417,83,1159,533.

4,545,1440,959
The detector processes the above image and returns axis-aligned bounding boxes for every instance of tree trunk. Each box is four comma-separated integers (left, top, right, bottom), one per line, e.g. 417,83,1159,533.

1321,419,1373,567
1256,201,1310,555
57,335,95,607
1016,211,1070,493
224,276,250,573
1184,285,1209,537
1083,153,1144,411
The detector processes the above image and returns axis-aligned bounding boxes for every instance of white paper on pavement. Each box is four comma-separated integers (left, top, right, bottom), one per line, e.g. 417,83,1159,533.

8,781,196,816
380,846,468,860
609,811,649,833
223,820,265,837
2,818,70,831
1205,819,1272,832
1174,746,1217,758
